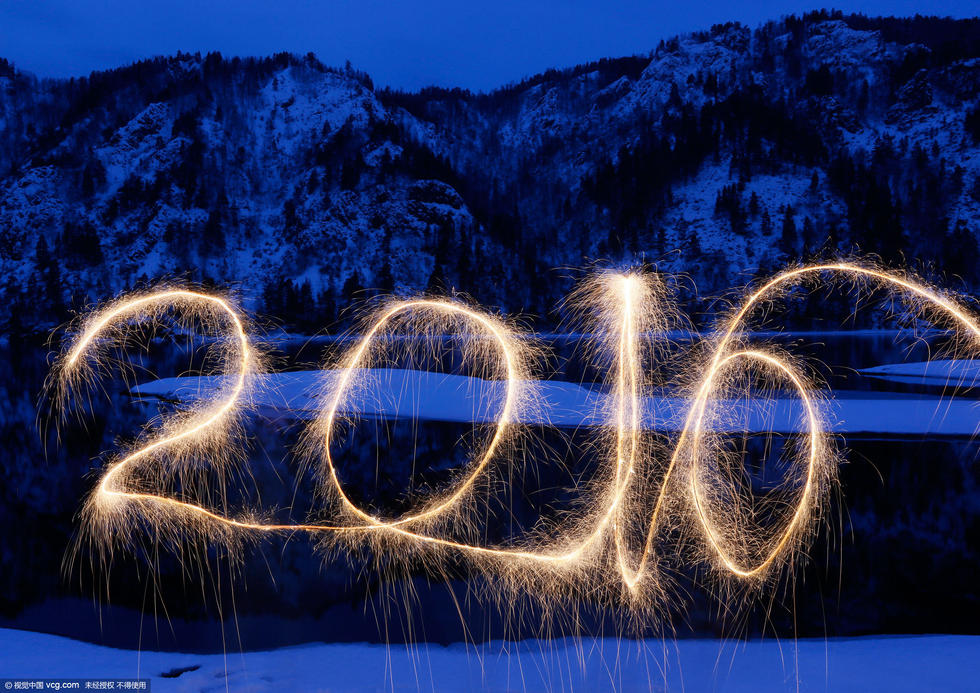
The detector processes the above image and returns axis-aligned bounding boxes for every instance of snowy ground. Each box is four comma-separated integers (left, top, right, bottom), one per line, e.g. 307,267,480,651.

0,628,977,692
859,359,980,388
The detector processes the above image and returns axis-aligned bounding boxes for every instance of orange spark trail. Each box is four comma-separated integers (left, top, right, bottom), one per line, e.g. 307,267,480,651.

52,262,980,608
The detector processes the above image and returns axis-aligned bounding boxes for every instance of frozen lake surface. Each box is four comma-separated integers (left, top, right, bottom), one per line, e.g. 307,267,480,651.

133,366,980,436
0,627,977,692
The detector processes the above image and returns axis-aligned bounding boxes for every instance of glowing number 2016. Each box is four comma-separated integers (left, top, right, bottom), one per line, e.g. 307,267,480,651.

52,262,980,604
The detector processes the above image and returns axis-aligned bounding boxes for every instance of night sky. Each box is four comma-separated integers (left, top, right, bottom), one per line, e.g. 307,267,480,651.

1,1,977,91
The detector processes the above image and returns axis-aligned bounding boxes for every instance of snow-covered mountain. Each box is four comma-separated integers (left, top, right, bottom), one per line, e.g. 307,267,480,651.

1,12,980,331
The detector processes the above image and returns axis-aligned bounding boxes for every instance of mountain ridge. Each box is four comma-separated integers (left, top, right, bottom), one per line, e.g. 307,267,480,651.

1,9,979,332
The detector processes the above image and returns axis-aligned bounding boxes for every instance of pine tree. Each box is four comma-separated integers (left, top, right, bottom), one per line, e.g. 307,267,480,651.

202,209,226,254
34,237,65,322
761,208,773,236
802,216,817,254
376,261,395,294
342,271,363,305
780,206,798,257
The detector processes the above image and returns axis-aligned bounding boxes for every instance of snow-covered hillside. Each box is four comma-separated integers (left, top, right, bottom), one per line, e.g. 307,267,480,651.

1,13,980,331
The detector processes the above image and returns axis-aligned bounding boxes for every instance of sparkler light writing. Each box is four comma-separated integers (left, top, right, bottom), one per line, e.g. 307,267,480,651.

50,262,980,617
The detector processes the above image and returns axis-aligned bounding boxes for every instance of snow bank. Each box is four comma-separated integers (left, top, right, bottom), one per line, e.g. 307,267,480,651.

860,359,980,387
132,368,980,436
0,627,976,692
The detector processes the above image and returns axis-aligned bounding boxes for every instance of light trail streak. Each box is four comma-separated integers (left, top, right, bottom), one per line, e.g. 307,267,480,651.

51,262,980,607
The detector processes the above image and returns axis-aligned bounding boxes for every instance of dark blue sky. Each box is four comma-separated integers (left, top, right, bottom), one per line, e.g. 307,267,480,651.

0,1,975,92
